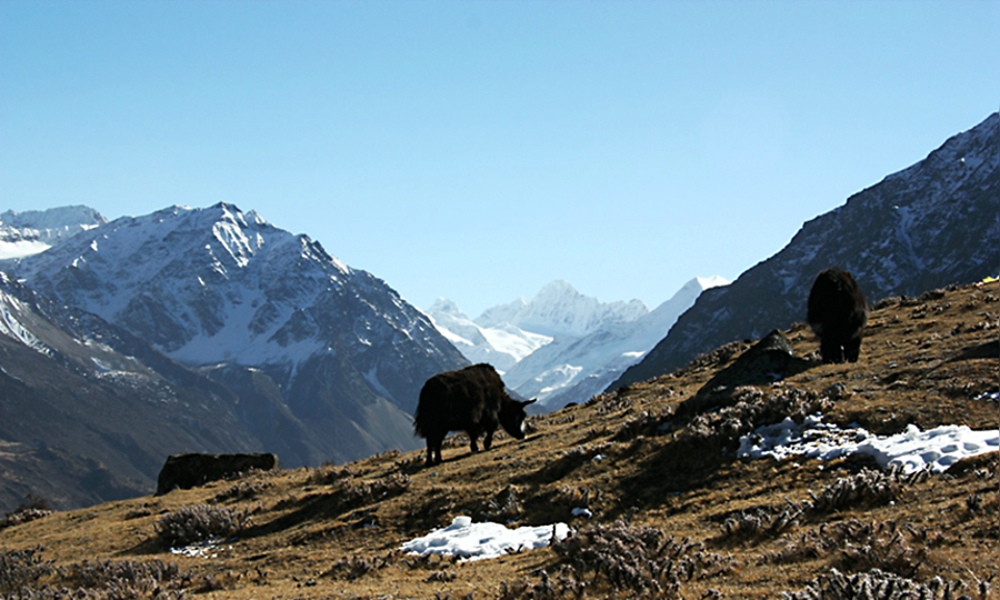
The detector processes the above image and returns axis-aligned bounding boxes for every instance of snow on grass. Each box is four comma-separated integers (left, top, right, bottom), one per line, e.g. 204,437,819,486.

402,516,570,562
738,415,999,473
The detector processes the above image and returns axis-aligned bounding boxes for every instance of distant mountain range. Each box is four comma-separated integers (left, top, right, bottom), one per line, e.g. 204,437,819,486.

0,204,466,511
425,277,728,410
0,206,106,259
614,111,1000,389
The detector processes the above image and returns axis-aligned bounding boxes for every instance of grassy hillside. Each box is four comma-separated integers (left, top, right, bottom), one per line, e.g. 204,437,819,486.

2,280,997,599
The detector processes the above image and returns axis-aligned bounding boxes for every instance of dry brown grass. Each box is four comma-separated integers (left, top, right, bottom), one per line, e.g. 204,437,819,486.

1,281,997,598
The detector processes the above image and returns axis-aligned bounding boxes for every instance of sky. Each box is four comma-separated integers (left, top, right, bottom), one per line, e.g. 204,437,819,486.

2,1,999,318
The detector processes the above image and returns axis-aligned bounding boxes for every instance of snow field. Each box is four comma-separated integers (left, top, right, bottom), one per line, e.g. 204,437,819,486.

738,414,999,473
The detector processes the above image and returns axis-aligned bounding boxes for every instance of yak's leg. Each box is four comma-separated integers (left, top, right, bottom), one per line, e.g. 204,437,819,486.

483,427,495,450
845,336,862,362
467,428,481,453
427,435,444,466
820,336,843,364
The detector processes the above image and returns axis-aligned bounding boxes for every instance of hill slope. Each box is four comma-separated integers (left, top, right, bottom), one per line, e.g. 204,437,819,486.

615,112,1000,389
2,279,996,598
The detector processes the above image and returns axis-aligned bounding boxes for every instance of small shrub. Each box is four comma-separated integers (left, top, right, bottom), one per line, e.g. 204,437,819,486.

783,568,978,600
156,504,251,547
499,567,585,599
0,546,53,596
1,494,54,531
720,500,805,544
808,467,903,514
482,485,524,523
327,553,393,581
613,409,673,442
684,387,830,449
212,480,272,503
552,522,733,599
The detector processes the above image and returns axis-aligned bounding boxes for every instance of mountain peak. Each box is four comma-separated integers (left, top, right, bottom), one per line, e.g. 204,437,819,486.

476,281,647,338
427,297,467,319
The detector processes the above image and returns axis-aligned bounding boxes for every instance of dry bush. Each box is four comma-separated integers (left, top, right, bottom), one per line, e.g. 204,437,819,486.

719,500,806,544
551,521,734,599
783,568,985,600
0,546,53,597
326,553,394,581
156,504,251,547
766,519,932,579
807,465,929,515
1,494,54,531
211,479,272,504
587,391,635,415
61,559,187,599
339,472,410,510
481,485,524,523
499,567,585,599
833,521,928,578
613,408,674,442
684,386,831,449
1,548,187,600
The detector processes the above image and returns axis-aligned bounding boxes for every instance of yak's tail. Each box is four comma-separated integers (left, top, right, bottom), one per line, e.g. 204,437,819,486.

412,387,429,439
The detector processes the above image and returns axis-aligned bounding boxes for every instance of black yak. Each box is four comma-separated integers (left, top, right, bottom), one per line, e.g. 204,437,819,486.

156,452,278,495
807,267,868,363
414,363,535,465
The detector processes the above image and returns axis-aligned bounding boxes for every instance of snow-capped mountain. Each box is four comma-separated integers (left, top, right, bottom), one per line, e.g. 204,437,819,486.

4,203,468,468
615,112,1000,388
424,298,552,372
428,276,727,410
0,205,105,259
477,280,649,338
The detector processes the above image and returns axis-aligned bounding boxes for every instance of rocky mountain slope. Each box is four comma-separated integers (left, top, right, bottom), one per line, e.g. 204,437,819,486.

0,204,467,508
0,272,261,511
615,111,1000,389
2,279,996,598
428,277,727,410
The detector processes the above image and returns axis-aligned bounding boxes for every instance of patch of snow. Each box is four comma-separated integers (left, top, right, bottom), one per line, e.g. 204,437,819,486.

0,239,51,259
571,507,593,519
401,516,570,562
169,538,231,559
738,415,999,473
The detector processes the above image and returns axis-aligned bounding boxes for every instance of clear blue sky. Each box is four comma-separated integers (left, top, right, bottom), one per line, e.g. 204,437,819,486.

2,1,998,317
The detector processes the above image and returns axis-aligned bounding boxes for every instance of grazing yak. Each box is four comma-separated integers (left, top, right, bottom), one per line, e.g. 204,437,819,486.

807,267,868,363
156,452,278,495
414,364,535,466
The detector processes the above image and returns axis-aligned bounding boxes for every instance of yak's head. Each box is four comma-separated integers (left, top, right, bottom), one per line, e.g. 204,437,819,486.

499,398,536,440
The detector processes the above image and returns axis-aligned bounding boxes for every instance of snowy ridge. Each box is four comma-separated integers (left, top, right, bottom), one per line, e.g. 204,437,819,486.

0,205,106,259
0,273,49,355
476,280,648,338
428,276,728,409
424,298,552,372
12,203,355,367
